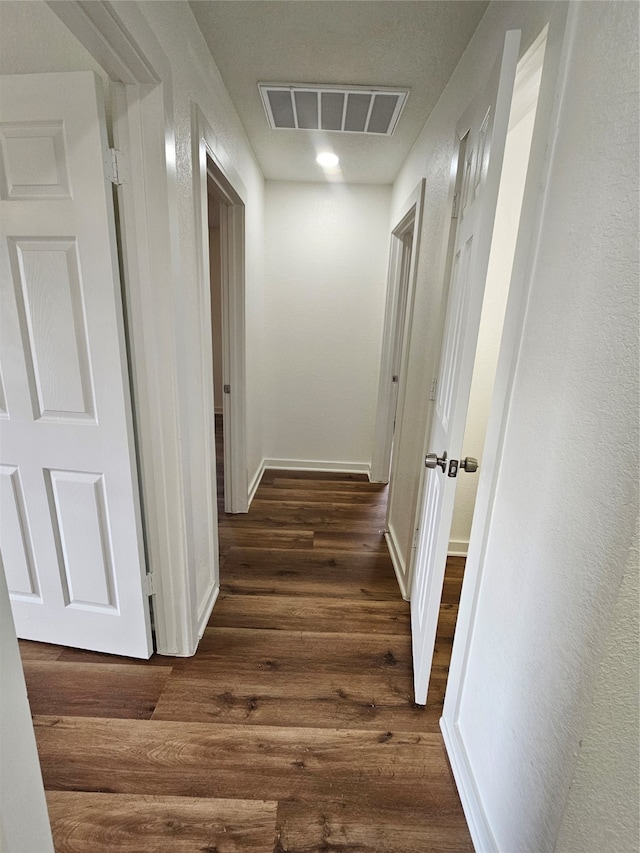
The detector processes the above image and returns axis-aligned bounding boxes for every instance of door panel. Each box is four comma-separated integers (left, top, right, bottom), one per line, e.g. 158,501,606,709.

411,32,521,703
0,71,152,657
46,470,117,610
10,237,95,422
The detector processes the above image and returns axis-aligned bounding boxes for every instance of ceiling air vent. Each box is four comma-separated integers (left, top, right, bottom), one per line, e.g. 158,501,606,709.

258,83,409,136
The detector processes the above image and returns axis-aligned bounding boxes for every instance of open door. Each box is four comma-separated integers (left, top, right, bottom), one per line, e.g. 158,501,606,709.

0,72,152,657
411,32,521,703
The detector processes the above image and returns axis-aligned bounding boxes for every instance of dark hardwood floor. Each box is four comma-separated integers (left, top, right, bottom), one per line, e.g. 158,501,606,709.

19,421,471,852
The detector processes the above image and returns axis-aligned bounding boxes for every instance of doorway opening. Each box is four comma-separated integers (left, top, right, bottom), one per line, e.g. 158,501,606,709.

207,184,225,511
371,182,425,598
371,181,425,488
201,150,248,516
428,30,547,704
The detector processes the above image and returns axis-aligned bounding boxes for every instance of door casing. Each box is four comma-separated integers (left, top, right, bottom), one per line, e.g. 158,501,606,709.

193,103,249,517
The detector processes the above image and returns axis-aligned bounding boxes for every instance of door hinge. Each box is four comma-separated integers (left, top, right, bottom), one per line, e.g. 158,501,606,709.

429,378,438,401
451,191,459,219
142,573,156,596
223,384,231,394
412,528,420,550
105,148,128,186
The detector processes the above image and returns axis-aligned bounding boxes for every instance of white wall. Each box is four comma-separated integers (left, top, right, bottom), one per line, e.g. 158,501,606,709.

391,0,638,850
0,570,54,853
455,2,638,848
263,181,391,470
0,1,108,100
555,521,639,853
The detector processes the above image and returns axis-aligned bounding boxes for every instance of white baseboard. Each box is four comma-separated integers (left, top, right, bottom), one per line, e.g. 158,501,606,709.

448,539,470,557
440,715,497,853
248,459,266,507
384,527,410,601
261,458,371,476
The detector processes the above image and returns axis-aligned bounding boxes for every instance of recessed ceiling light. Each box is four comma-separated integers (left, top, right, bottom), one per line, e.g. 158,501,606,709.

316,152,339,168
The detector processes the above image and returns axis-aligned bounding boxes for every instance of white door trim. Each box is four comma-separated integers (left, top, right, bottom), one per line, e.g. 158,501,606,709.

47,1,165,85
371,180,425,484
111,82,197,656
441,7,573,848
193,104,249,515
48,1,199,655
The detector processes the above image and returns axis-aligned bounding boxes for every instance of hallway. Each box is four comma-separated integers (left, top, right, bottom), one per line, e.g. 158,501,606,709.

20,469,470,852
1,2,637,850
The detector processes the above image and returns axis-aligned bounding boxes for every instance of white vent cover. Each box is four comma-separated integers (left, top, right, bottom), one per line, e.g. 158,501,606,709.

258,83,409,135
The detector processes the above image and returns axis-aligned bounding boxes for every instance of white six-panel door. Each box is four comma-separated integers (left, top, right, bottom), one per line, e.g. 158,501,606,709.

411,32,521,703
0,72,152,657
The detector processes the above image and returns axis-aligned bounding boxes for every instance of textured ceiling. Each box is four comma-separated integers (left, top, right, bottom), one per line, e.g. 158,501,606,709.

190,1,489,184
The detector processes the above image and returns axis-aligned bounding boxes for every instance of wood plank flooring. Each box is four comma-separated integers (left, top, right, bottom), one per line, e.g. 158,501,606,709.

19,453,471,852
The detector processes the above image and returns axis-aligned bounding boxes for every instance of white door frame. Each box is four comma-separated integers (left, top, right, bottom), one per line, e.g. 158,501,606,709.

371,180,425,484
48,1,199,655
192,104,249,515
439,7,573,847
